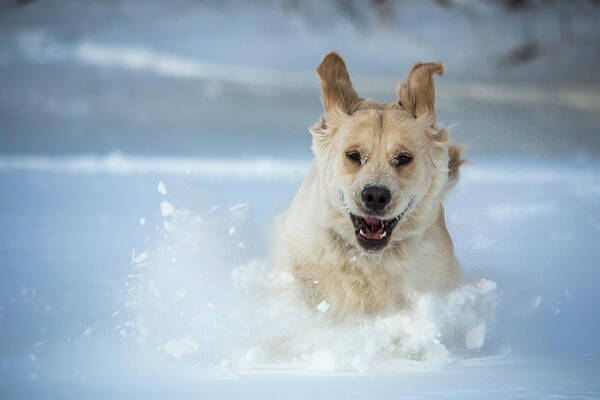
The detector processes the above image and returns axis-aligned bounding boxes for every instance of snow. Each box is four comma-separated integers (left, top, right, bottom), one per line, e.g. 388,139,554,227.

131,250,148,265
161,336,199,359
0,153,311,179
24,157,579,388
163,220,176,232
74,41,311,88
160,201,174,217
157,181,167,195
465,323,486,350
307,351,336,371
60,166,508,376
487,202,555,222
2,157,600,396
317,300,330,313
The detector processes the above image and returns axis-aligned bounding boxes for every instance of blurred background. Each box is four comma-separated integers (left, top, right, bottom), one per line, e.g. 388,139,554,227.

1,0,599,157
1,1,600,399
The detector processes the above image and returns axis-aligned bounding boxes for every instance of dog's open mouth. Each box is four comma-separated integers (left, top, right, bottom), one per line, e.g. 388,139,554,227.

350,214,401,251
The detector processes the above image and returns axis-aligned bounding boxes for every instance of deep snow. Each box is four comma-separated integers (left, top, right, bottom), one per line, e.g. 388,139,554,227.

1,155,599,398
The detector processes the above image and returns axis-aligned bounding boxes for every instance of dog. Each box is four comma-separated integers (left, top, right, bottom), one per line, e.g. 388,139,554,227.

274,52,465,318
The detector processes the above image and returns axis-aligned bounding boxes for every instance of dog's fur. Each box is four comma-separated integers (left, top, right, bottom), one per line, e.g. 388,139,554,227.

275,52,465,318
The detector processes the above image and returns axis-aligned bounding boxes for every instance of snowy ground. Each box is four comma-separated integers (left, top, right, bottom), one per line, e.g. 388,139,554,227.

1,155,600,399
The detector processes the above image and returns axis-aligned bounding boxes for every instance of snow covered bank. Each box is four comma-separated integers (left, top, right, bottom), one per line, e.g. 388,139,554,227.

0,153,310,179
1,153,599,183
14,31,600,112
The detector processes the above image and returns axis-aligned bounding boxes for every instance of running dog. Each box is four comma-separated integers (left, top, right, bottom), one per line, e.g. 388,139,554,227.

275,52,464,317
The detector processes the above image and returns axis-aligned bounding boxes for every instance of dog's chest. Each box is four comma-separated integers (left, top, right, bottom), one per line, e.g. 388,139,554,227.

295,260,407,316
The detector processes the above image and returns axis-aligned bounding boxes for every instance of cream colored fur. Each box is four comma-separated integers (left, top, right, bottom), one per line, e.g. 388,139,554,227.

275,52,465,318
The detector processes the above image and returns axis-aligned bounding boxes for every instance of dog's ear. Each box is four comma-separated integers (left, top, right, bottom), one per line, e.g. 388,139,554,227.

447,143,466,190
316,52,359,115
398,62,444,121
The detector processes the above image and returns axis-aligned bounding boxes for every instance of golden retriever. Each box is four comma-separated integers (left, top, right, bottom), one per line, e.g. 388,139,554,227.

275,52,465,318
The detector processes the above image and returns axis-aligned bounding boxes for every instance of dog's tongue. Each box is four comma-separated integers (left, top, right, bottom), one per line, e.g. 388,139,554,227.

365,215,382,227
363,215,384,239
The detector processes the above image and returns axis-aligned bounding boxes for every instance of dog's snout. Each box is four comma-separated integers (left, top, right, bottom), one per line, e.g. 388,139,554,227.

361,185,391,212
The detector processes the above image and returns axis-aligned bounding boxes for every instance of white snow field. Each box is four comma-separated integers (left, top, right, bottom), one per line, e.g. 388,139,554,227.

1,155,599,399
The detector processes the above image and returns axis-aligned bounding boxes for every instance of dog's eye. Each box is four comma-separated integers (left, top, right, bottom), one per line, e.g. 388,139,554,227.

346,151,362,165
393,154,413,166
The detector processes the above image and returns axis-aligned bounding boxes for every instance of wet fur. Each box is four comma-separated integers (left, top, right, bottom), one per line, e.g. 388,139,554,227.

275,52,465,318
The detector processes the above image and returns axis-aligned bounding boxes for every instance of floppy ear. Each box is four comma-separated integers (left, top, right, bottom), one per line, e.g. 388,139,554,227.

316,52,359,115
398,62,444,121
447,143,466,190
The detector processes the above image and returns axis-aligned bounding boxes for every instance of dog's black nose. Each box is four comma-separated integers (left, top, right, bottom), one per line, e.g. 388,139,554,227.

361,185,391,211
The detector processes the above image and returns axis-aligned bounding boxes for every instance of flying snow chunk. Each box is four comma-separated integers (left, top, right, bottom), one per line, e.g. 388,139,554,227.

230,202,250,218
317,300,330,313
162,336,199,359
275,271,295,285
132,251,148,264
157,181,167,195
160,201,174,216
476,279,497,294
139,217,146,226
230,202,249,212
465,322,486,350
163,220,176,232
228,226,236,236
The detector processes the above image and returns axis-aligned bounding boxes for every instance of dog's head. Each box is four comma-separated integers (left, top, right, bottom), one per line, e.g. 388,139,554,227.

310,52,464,252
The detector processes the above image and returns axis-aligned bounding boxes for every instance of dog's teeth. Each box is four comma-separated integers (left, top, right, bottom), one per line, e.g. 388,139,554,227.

381,231,387,238
359,229,366,237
